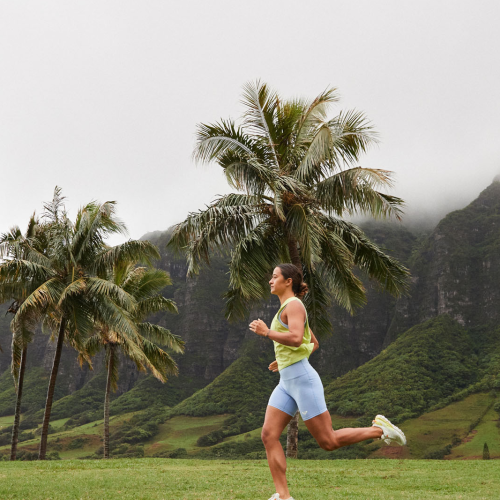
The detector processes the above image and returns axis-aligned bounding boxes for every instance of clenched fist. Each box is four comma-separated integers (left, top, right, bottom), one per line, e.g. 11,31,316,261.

268,360,278,372
249,318,269,337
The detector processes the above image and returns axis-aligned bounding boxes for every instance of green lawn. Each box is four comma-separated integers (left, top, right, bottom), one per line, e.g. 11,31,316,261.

0,458,498,499
144,415,230,456
0,415,14,430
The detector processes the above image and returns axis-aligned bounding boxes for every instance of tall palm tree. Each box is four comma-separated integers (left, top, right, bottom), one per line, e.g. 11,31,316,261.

169,81,410,457
1,187,160,459
0,214,49,461
83,261,184,458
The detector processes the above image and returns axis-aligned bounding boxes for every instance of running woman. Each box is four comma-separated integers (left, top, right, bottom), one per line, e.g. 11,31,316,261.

249,263,406,500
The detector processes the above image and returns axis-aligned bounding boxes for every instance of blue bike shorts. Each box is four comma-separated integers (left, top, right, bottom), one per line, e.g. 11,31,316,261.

268,358,328,421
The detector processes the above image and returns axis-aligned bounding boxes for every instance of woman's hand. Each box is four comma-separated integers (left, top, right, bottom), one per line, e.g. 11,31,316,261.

249,318,269,337
268,360,278,372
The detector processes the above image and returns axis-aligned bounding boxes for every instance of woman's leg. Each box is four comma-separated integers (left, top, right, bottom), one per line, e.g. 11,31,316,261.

261,406,293,499
304,410,383,451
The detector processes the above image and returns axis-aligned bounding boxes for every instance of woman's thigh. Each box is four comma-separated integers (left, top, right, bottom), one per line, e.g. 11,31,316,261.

268,383,299,418
303,409,334,442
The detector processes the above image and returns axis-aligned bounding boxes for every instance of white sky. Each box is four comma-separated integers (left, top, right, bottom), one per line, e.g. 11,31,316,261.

1,0,499,244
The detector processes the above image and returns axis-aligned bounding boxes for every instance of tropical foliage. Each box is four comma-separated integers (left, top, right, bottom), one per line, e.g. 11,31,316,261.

169,81,409,337
324,316,487,423
0,214,48,460
0,187,172,459
83,259,184,458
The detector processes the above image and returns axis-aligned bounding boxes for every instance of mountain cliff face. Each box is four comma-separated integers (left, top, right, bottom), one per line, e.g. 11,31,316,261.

386,178,500,343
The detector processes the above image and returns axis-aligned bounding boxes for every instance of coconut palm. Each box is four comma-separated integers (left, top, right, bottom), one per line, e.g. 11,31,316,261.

169,81,410,457
1,187,161,459
0,214,49,460
83,261,184,458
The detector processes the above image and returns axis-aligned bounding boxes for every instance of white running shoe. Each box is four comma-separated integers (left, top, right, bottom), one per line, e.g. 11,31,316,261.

268,495,295,500
372,414,407,446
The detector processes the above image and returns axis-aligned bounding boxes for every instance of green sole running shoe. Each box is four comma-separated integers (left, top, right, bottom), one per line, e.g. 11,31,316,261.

372,414,407,446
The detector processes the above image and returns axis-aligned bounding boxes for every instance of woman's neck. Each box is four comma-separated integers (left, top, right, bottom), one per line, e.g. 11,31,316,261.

278,291,295,306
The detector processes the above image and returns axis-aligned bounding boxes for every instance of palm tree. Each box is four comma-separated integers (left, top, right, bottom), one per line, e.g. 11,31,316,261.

0,214,48,460
2,187,161,459
169,81,410,457
83,261,184,458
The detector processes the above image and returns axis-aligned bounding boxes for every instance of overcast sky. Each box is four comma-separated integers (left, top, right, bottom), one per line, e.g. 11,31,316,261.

1,0,499,245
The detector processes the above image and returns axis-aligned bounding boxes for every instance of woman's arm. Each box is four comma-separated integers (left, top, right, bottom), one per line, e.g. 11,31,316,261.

310,329,319,353
249,300,306,347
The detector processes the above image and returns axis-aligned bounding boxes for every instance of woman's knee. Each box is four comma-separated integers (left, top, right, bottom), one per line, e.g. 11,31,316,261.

317,433,339,451
261,426,279,446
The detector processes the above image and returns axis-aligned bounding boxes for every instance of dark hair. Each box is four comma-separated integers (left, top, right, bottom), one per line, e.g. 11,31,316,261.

276,263,309,298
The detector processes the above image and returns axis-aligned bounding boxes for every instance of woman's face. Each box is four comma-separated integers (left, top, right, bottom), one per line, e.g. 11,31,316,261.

269,267,291,295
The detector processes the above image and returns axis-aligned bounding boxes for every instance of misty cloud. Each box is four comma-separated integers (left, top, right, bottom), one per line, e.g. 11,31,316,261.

1,0,499,244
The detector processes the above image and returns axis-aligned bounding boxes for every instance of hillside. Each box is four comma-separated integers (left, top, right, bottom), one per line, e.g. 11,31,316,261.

324,316,481,422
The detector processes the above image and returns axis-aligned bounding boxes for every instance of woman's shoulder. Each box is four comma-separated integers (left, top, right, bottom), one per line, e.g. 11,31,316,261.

283,297,306,315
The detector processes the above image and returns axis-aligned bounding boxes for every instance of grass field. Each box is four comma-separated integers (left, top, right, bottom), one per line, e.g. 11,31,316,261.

0,458,499,499
145,415,229,456
0,414,14,430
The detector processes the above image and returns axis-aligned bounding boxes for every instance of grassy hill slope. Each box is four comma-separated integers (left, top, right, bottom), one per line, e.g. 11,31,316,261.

324,316,487,423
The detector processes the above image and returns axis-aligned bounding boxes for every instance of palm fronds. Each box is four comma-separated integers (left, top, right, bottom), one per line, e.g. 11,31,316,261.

178,81,410,335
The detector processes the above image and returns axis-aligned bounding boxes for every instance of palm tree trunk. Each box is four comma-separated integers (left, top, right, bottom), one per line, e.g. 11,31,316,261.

38,317,66,460
10,345,27,461
288,236,302,269
103,345,114,459
286,236,302,458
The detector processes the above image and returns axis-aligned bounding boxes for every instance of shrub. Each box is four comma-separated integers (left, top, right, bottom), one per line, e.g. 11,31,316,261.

494,400,500,414
196,430,224,447
153,447,188,458
19,414,41,431
423,445,452,460
47,451,61,460
0,432,10,446
68,437,88,450
18,431,35,442
16,451,38,461
483,443,490,460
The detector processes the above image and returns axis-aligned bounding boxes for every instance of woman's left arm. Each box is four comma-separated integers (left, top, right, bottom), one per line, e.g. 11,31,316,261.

310,329,319,353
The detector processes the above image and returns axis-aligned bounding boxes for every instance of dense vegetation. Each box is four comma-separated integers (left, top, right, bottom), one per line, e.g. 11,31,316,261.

324,316,485,422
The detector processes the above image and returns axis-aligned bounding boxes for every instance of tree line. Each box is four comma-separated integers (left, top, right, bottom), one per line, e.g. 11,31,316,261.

0,189,184,460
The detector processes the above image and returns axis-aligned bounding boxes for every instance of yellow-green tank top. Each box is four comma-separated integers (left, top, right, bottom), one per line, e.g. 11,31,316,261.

271,296,314,371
